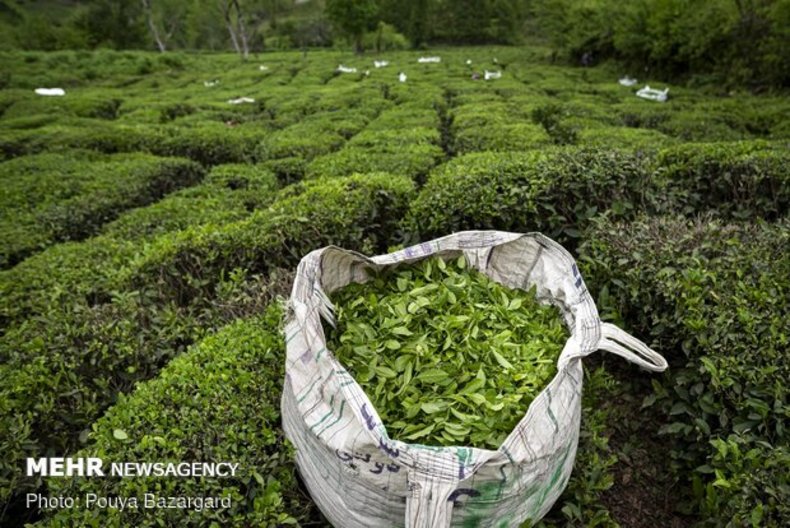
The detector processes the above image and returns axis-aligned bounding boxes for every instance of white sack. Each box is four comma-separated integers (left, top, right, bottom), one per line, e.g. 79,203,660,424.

636,85,669,102
484,70,502,80
283,231,667,528
35,88,65,96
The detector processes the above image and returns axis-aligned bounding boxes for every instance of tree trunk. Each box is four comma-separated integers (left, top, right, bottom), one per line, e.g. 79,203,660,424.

354,33,363,54
220,0,242,55
230,0,250,60
141,0,167,52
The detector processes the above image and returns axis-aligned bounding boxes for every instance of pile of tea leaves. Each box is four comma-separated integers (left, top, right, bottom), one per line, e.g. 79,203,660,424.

325,255,569,449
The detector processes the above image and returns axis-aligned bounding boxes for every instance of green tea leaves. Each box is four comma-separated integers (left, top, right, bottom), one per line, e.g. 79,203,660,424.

325,256,567,449
493,351,514,370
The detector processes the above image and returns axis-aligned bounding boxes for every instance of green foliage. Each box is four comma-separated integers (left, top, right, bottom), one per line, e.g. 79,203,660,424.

0,163,278,327
256,109,374,160
579,216,789,525
404,148,652,248
577,125,675,150
532,0,790,89
37,304,323,527
362,21,410,51
1,45,788,527
327,255,567,448
123,173,415,306
0,153,203,268
451,101,550,154
535,367,619,528
105,163,279,241
0,122,263,165
307,126,443,179
428,0,528,45
655,140,790,220
326,0,379,52
307,144,443,180
531,103,579,145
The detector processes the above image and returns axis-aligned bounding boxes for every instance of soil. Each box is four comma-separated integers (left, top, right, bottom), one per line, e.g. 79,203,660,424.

599,362,695,528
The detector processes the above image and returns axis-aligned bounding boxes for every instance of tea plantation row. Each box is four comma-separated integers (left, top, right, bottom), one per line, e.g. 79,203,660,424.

0,48,787,527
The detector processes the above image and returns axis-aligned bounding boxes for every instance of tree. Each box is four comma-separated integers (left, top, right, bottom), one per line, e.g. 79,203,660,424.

325,0,379,53
74,0,148,49
140,0,186,52
407,0,434,46
218,0,287,58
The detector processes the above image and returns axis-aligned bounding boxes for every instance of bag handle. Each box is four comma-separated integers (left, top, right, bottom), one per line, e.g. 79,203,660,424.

597,323,668,372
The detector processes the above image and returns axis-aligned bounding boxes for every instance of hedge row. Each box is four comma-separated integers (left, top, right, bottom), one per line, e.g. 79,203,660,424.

0,153,203,268
122,173,414,305
577,125,676,150
0,122,264,165
0,163,278,326
451,101,550,154
35,315,625,528
656,140,789,220
404,147,653,249
102,163,279,242
612,99,790,142
0,173,414,518
404,141,789,249
2,92,123,121
37,305,324,528
307,126,443,179
579,216,789,526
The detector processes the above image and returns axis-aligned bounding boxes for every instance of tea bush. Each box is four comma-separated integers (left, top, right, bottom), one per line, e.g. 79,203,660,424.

307,144,444,180
0,261,293,519
0,164,276,326
124,173,415,304
103,164,279,241
2,46,789,527
404,148,653,248
655,140,790,220
577,126,676,150
451,101,550,153
2,93,122,121
254,109,375,161
0,123,262,165
262,156,307,185
0,174,411,507
0,153,203,268
579,215,789,526
306,126,443,179
37,305,323,528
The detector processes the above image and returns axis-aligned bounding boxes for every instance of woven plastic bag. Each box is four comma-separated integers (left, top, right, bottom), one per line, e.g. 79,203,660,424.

282,231,667,528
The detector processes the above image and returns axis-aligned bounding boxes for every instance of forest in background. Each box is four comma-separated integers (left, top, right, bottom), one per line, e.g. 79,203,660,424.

0,0,788,89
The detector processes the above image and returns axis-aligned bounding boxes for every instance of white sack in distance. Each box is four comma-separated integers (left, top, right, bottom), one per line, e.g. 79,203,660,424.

418,56,441,63
636,85,669,102
35,88,65,96
484,70,502,80
227,97,255,104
